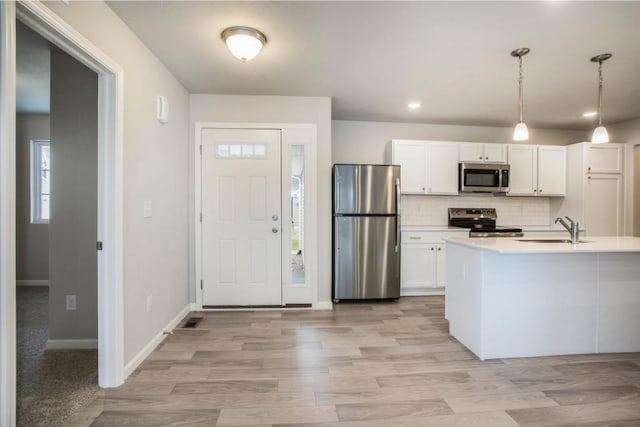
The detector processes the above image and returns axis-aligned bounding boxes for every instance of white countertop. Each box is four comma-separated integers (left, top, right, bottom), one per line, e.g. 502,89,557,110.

401,225,578,232
446,236,640,254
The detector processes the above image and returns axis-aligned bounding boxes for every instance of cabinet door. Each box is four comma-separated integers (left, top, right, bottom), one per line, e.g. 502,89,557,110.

459,143,484,163
586,144,623,174
401,244,436,289
584,174,622,236
436,244,446,287
484,144,508,163
537,146,566,196
507,145,537,195
427,142,459,194
392,141,427,193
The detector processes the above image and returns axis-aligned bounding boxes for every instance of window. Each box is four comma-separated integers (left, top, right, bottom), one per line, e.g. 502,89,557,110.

216,143,267,159
30,140,50,224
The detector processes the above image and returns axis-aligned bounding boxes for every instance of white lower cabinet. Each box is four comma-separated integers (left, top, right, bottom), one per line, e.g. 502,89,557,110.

401,231,463,296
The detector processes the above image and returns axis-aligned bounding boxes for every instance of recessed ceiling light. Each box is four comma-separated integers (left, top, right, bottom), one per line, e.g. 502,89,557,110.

582,111,598,118
408,102,421,109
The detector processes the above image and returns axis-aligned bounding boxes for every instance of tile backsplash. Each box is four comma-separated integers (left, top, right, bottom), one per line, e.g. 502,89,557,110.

401,195,551,226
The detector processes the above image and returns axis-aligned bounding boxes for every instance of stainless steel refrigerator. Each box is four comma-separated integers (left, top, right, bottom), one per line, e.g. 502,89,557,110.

332,164,401,302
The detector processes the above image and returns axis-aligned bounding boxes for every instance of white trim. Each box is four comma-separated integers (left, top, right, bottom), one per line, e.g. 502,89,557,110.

123,304,192,378
46,339,98,350
16,280,49,287
313,301,334,310
8,0,126,393
194,122,319,311
401,288,446,297
0,3,17,425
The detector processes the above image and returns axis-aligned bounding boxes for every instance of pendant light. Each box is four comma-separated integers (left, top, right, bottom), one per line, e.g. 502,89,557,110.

511,48,530,141
221,26,267,61
590,53,612,144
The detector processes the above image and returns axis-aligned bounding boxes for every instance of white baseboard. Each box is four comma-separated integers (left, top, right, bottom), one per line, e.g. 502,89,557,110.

313,301,333,310
17,280,49,287
123,303,192,378
401,287,445,297
46,338,98,349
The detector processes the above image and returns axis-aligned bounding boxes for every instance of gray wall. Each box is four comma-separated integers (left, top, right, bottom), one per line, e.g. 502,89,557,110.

190,94,332,304
15,114,50,282
48,47,98,341
332,120,590,165
45,1,191,362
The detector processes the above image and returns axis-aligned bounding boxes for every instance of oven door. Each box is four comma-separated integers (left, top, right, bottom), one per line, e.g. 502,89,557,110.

459,163,506,193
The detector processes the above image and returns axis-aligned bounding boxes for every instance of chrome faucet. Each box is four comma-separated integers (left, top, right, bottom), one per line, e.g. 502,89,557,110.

555,216,580,244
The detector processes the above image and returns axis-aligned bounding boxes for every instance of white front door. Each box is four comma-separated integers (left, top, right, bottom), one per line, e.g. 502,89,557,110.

201,128,282,306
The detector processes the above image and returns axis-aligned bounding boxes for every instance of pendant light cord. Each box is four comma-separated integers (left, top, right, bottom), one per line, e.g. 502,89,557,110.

597,61,603,127
518,55,524,123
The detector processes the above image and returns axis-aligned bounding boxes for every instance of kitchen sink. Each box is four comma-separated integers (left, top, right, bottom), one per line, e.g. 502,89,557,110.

516,239,591,244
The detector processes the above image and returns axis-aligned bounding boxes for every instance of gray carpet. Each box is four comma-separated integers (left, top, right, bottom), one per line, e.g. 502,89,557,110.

16,286,99,427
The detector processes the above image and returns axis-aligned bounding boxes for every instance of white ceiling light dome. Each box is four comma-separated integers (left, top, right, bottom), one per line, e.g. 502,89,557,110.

221,26,267,61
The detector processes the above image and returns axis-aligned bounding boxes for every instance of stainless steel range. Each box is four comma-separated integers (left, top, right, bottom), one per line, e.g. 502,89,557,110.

448,208,523,238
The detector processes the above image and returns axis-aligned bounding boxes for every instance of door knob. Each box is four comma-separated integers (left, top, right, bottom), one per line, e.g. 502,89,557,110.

272,228,279,234
272,214,279,221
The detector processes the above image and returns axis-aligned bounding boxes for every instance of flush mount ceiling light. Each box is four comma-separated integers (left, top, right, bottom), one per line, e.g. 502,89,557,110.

511,47,530,141
590,53,612,144
221,26,267,61
408,101,421,109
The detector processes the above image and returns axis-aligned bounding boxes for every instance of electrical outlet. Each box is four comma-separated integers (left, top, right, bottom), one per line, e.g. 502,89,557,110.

146,295,153,313
66,295,77,311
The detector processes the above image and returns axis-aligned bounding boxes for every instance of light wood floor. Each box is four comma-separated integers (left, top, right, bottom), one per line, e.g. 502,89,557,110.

66,296,640,426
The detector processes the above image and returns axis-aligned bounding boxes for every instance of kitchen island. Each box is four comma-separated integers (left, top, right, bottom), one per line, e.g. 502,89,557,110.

445,236,640,360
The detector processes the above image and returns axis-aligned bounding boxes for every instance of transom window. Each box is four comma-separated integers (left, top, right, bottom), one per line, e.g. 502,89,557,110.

216,143,267,159
30,140,50,224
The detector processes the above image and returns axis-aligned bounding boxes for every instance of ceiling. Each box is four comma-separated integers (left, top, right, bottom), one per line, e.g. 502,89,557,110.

108,1,640,130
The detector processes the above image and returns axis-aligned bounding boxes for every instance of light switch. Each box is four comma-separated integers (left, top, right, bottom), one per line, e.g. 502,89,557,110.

143,201,153,218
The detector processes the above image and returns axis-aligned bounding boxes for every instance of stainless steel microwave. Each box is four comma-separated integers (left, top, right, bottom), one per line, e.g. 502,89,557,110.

459,162,510,193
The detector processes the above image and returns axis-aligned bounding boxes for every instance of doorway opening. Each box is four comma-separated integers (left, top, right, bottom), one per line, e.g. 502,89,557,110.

1,3,125,425
15,21,100,425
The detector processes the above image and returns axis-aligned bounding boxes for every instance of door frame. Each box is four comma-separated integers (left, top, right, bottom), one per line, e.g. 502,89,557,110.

194,122,318,310
1,2,125,424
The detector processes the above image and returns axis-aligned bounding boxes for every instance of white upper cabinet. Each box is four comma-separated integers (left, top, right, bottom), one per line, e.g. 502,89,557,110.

507,145,566,197
585,144,623,174
459,143,507,163
484,144,508,163
537,146,567,196
508,145,537,195
391,140,458,195
427,142,459,194
391,140,427,193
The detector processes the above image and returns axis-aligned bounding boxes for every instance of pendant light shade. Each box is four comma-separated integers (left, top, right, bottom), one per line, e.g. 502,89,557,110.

511,48,530,141
592,126,609,144
590,53,612,144
513,122,529,141
221,26,267,61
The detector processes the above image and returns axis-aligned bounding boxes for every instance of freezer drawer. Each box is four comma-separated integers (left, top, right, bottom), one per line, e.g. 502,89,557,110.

334,216,400,300
333,164,400,215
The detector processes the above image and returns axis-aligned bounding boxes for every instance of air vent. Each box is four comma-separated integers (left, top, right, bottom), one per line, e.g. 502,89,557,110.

182,317,203,328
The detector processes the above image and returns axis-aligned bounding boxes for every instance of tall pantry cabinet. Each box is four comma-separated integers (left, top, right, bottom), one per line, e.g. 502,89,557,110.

554,142,624,236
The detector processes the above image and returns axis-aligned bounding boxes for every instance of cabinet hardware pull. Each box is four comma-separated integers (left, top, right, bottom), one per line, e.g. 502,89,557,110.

430,247,434,251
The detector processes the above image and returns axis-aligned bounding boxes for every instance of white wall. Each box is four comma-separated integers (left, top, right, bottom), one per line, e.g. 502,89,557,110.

44,1,190,362
48,47,98,341
15,114,49,281
189,94,332,303
333,120,589,165
608,117,640,235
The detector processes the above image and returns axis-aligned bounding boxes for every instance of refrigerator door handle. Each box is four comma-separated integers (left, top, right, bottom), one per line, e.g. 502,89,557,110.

395,177,401,253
